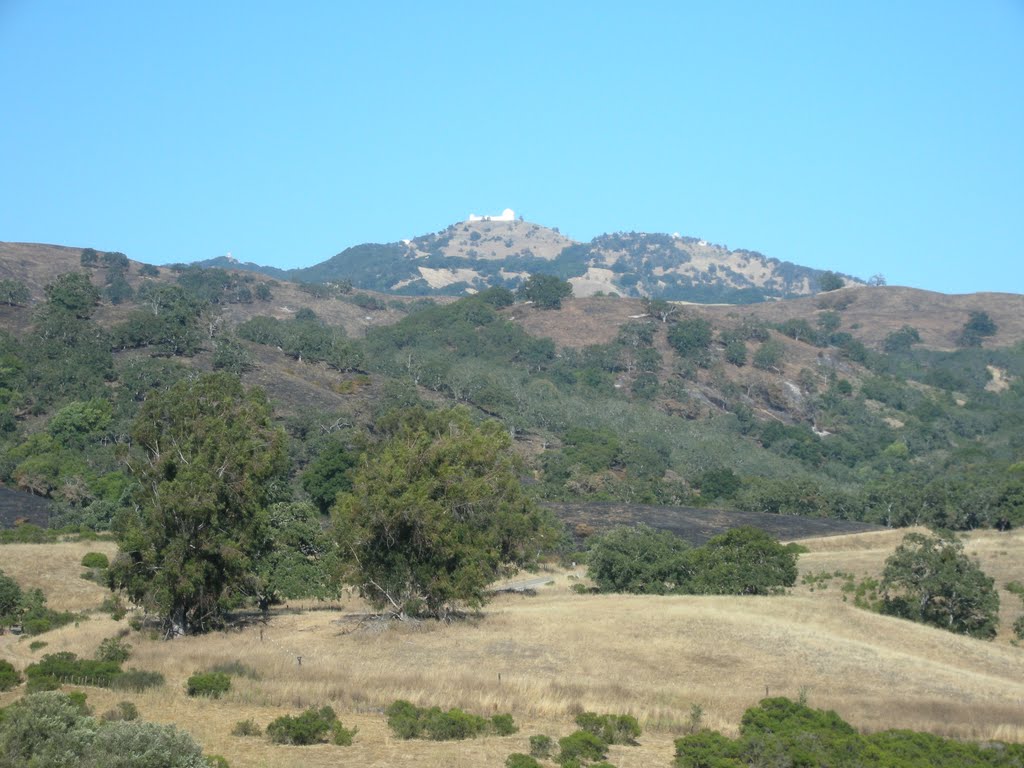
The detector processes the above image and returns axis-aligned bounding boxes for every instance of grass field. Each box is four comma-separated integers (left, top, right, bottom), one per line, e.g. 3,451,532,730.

2,529,1023,767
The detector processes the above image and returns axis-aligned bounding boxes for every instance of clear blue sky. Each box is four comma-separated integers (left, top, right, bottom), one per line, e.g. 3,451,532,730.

2,1,1022,294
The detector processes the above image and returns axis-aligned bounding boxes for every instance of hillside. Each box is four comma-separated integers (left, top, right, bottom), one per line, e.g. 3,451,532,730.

2,240,1024,765
167,213,861,302
1,240,1023,535
1,529,1022,767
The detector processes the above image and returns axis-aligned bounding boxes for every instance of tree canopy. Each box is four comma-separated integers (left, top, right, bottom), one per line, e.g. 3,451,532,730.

333,407,556,618
517,273,573,309
109,373,288,635
587,525,798,596
879,531,999,639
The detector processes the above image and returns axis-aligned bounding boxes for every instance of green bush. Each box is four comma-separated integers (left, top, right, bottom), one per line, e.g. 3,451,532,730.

205,756,230,768
384,699,494,740
25,673,61,692
674,730,743,768
101,700,139,722
0,691,208,767
0,659,21,691
81,552,110,569
100,594,128,620
670,697,1024,767
88,719,209,767
266,706,353,746
28,640,47,651
506,754,543,768
332,722,358,746
1014,615,1024,641
529,733,554,758
231,719,262,737
111,669,165,692
575,711,641,745
26,651,122,687
491,713,519,735
96,636,132,663
558,730,608,765
422,706,488,740
186,672,231,698
385,699,423,739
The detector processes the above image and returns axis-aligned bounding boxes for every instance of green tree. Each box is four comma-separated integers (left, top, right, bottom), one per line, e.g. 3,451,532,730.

879,532,999,639
817,271,845,292
108,373,288,635
957,310,998,347
752,339,784,371
333,407,555,619
517,274,573,309
883,325,921,353
723,338,747,366
43,273,101,318
667,317,712,358
302,438,358,514
587,524,690,595
0,279,30,306
685,527,798,595
246,502,339,610
0,569,23,625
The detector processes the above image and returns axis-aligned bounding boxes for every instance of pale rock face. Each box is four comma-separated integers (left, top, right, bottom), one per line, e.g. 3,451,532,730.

468,208,515,222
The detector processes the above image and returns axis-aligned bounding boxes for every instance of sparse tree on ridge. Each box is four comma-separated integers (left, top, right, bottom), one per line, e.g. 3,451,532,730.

517,273,573,309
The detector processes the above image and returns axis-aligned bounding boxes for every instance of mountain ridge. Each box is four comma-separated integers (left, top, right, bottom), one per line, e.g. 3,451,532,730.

179,216,863,303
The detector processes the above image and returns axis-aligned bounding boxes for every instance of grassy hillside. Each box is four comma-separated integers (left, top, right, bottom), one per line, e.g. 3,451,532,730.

2,529,1023,767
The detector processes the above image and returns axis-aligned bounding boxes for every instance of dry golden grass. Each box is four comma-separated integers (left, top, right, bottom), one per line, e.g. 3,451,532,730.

2,530,1024,767
0,539,118,611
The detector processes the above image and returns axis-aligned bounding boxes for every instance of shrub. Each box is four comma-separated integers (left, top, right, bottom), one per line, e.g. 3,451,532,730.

385,699,423,739
422,706,488,740
29,640,47,651
186,672,231,698
205,757,230,768
1014,615,1024,641
491,713,519,735
332,722,358,746
506,754,543,768
111,669,165,692
558,730,608,765
575,712,642,745
81,552,110,569
96,637,132,663
101,701,139,722
25,673,61,692
266,706,349,746
100,594,128,621
0,659,21,691
87,719,208,767
384,699,492,740
674,729,743,767
26,652,122,687
231,719,262,737
529,733,554,758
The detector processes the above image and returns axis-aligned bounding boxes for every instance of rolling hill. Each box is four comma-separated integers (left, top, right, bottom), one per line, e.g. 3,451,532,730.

179,214,862,302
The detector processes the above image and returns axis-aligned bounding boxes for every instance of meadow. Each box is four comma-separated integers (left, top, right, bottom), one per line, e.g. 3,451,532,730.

2,529,1023,767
